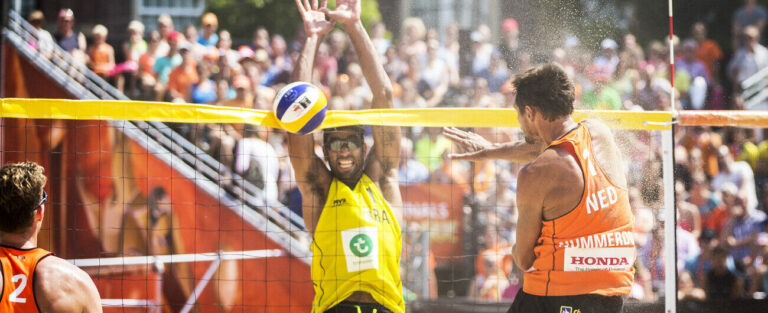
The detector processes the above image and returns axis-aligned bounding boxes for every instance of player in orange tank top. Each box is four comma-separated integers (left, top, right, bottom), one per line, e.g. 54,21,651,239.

0,162,102,313
1,245,52,312
445,63,633,313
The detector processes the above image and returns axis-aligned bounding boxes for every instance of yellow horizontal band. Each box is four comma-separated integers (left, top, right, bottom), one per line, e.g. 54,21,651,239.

0,98,674,131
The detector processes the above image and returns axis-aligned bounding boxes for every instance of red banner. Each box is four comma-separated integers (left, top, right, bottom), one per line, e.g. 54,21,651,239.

401,183,465,264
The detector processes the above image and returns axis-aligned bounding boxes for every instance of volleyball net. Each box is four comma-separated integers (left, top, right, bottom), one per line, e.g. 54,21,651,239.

7,97,765,313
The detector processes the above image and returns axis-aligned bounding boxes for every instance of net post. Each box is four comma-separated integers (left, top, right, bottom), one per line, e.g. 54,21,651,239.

662,126,677,313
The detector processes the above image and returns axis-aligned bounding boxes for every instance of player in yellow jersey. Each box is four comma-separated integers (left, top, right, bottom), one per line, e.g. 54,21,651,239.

289,1,403,313
0,162,102,313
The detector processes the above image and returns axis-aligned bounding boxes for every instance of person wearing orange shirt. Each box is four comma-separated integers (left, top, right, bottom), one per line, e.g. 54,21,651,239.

692,22,724,82
0,162,102,312
87,24,115,79
166,47,199,101
446,64,634,313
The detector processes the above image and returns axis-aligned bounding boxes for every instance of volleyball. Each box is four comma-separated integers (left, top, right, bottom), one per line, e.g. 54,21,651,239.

273,82,327,134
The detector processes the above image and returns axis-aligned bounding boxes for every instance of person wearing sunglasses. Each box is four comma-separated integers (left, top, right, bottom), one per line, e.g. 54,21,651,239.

288,1,403,312
0,162,102,313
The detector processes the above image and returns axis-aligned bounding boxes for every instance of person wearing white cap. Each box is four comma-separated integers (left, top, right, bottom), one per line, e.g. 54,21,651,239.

593,38,620,76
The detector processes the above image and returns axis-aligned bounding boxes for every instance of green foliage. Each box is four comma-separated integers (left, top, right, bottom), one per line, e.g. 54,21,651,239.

207,0,382,45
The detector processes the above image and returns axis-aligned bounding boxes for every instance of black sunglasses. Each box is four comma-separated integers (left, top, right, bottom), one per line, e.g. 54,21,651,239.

325,137,363,152
33,191,47,211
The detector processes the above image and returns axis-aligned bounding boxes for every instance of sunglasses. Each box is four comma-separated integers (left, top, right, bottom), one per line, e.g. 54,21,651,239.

33,191,47,211
325,137,363,152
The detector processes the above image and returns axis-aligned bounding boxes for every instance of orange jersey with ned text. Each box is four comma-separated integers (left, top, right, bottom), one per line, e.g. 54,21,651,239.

523,122,635,297
1,245,52,312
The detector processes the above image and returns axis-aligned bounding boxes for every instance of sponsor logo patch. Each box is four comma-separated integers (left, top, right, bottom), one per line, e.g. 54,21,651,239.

341,226,379,272
563,247,635,272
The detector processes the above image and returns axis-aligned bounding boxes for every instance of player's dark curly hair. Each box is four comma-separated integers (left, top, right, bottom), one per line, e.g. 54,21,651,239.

512,63,574,121
0,162,47,233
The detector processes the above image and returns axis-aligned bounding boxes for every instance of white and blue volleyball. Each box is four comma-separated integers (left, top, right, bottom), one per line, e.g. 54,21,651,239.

273,82,327,134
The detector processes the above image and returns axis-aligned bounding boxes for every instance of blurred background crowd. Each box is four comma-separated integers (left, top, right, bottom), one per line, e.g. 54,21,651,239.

19,0,768,304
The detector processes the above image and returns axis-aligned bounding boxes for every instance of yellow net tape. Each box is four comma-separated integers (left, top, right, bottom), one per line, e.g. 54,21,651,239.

0,98,674,131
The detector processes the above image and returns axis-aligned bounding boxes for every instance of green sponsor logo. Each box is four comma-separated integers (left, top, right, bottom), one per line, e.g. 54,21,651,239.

350,234,373,257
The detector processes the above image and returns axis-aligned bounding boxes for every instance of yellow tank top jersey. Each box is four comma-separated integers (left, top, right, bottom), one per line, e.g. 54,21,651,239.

311,174,404,313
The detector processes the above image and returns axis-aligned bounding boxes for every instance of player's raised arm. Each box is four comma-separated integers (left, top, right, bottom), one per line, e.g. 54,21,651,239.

443,127,546,164
287,0,334,234
325,0,401,209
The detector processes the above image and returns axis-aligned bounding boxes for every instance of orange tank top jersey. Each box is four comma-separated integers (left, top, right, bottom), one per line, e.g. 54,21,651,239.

523,122,635,297
1,245,52,313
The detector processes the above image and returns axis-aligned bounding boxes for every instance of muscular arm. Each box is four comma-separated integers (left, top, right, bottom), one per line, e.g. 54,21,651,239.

513,163,544,270
344,20,402,211
513,148,583,270
444,127,545,164
35,256,102,313
289,1,334,235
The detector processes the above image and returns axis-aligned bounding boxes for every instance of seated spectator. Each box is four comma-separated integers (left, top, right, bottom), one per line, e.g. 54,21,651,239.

415,127,453,171
87,24,115,79
166,47,199,102
153,31,182,100
370,20,390,56
217,30,240,82
400,17,427,58
114,20,147,95
315,42,338,88
678,270,706,300
398,137,429,185
198,13,219,47
266,34,291,85
692,22,723,83
470,28,493,77
733,0,767,41
54,8,86,63
677,39,710,110
677,180,703,238
235,124,279,204
27,10,54,57
475,253,510,301
706,245,745,300
183,24,207,61
479,51,510,93
593,38,620,76
712,146,759,213
729,26,768,109
251,27,272,54
155,14,174,58
581,65,622,110
691,175,728,236
721,188,765,274
189,60,217,105
138,31,161,99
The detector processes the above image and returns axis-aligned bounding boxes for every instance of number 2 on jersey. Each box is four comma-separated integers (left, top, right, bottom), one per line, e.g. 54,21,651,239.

9,274,27,303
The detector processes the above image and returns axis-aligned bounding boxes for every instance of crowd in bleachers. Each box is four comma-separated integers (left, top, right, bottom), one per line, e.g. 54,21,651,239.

22,0,768,303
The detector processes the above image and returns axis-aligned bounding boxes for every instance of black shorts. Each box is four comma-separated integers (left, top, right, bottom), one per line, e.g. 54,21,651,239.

325,301,394,313
507,289,624,313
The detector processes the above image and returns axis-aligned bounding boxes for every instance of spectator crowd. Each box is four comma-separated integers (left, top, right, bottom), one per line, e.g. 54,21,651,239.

21,0,768,303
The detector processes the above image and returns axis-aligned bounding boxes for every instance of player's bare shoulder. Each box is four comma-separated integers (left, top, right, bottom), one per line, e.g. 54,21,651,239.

527,147,583,191
35,256,102,313
581,119,627,188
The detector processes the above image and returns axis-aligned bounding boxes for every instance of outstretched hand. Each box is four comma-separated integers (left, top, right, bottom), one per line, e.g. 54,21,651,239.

442,127,495,161
295,0,334,37
320,0,361,26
